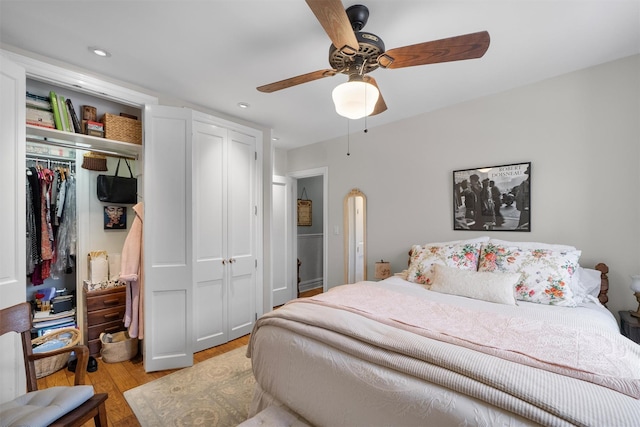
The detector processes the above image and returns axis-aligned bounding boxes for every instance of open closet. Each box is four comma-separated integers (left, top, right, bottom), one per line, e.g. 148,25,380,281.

23,94,143,359
1,50,264,402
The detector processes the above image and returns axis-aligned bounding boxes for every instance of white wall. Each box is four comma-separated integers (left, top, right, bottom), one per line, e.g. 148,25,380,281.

285,55,640,318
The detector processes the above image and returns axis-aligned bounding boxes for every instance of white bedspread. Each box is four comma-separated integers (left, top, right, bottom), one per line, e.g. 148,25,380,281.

301,281,640,398
248,278,640,426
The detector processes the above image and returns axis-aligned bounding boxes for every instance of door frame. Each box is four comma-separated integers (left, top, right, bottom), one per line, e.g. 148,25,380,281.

288,167,328,294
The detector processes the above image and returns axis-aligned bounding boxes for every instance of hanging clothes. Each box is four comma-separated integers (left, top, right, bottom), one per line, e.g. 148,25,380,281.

51,173,76,278
120,202,144,339
39,166,54,281
26,159,76,284
26,169,37,275
27,167,42,272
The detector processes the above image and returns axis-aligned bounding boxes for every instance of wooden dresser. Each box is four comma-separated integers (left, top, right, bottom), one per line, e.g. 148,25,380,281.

83,285,127,356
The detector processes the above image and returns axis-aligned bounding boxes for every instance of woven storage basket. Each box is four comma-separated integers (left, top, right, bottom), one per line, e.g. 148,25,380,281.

32,327,80,379
100,331,138,363
101,113,142,144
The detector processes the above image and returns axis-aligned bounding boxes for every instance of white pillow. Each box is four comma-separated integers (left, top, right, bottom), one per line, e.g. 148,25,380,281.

576,267,602,298
431,264,519,305
488,239,577,252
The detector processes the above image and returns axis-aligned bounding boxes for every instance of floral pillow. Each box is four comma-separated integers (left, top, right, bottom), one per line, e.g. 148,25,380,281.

478,243,581,307
406,242,482,287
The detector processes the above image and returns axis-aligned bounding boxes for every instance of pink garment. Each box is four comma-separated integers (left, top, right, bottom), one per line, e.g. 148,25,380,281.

120,202,144,339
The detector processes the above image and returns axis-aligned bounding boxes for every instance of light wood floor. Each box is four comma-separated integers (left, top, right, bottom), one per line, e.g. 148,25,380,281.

37,288,322,427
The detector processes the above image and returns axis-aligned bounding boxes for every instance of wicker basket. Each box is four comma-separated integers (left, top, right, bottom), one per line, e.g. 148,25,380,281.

100,331,138,363
101,113,142,145
32,328,80,379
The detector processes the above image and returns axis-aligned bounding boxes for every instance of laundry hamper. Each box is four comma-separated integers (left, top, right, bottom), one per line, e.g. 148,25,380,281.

100,331,138,363
31,327,80,379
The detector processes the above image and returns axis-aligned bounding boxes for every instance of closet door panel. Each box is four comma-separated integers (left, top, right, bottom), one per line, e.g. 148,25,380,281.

148,118,188,264
0,54,26,403
228,271,253,339
193,121,227,352
144,105,193,372
227,131,256,340
193,278,224,348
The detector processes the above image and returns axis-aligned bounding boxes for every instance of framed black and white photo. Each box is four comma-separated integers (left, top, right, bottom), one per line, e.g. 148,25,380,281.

453,162,531,232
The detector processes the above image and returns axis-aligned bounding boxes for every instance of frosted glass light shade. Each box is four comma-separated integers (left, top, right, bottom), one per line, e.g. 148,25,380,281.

332,81,379,120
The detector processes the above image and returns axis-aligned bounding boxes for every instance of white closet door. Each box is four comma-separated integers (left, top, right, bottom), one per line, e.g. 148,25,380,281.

0,54,27,403
143,105,193,372
227,130,257,340
193,121,228,352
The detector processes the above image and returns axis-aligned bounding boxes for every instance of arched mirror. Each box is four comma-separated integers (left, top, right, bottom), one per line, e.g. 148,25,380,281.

344,189,367,283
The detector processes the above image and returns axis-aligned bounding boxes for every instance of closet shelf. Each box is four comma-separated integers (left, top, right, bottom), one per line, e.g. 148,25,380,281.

26,125,142,159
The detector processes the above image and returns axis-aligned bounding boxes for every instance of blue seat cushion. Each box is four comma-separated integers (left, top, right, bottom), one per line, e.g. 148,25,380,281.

0,385,94,427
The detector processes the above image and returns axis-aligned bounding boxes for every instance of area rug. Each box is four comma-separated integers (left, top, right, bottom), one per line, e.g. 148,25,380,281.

124,346,255,427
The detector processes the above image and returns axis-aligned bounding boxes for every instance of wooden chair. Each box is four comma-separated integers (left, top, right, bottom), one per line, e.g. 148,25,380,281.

0,302,108,427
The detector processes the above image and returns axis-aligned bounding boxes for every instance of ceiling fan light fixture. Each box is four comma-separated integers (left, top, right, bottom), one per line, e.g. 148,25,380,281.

332,80,379,120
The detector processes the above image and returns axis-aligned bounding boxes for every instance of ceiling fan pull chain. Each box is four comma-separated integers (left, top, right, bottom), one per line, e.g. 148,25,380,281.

363,78,370,134
347,120,351,156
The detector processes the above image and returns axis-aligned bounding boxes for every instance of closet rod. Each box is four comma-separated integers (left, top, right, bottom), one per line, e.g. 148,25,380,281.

26,154,75,165
26,136,138,160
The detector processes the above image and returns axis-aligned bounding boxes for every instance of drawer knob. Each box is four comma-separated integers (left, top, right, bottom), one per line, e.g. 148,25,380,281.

103,299,119,305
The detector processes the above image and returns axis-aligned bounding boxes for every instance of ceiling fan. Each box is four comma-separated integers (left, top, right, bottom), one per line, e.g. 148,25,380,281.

257,0,490,119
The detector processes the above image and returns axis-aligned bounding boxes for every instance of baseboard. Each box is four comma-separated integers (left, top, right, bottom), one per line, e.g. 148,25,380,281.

299,278,323,293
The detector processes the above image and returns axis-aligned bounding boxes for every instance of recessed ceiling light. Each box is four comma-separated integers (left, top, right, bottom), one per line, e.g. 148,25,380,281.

237,102,250,109
89,46,111,57
271,137,279,141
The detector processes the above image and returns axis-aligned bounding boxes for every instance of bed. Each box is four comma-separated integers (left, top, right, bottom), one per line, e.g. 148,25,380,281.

247,238,640,426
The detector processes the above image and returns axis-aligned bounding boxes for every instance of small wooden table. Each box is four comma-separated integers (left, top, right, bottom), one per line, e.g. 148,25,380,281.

619,310,640,344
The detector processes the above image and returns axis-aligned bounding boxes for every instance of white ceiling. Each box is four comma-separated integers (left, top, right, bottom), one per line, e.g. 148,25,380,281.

1,1,638,150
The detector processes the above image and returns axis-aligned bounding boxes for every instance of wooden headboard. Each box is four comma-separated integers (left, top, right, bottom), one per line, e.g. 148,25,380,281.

407,249,610,306
594,263,609,307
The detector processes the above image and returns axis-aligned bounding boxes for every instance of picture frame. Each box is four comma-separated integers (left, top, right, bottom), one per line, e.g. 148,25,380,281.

453,162,530,231
104,205,126,230
297,187,312,226
297,199,312,226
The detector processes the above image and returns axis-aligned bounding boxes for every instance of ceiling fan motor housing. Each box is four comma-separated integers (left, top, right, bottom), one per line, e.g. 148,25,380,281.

346,4,369,31
329,31,386,75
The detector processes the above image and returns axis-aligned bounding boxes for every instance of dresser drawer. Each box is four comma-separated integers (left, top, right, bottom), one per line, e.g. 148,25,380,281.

87,319,126,341
87,306,127,326
86,289,126,311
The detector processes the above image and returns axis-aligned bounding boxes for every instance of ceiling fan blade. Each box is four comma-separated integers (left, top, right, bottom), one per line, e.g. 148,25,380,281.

306,0,359,55
381,31,490,69
363,76,387,116
257,69,338,93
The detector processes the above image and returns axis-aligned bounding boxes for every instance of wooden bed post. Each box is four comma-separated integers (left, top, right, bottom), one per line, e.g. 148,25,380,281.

594,263,609,307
